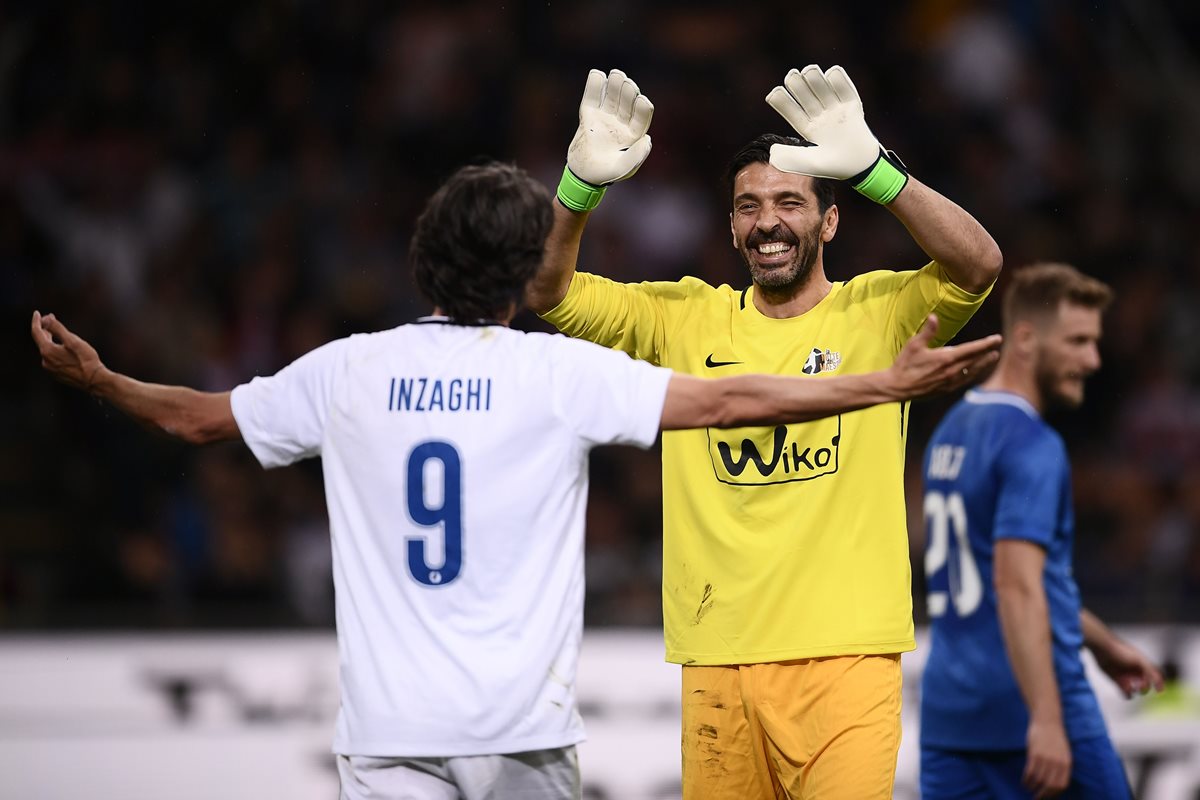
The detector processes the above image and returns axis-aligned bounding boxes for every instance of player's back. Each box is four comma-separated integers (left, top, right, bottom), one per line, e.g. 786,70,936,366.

919,389,1102,750
232,318,670,757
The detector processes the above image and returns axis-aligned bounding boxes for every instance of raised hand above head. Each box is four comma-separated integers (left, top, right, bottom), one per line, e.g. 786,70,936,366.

558,68,654,212
765,64,909,205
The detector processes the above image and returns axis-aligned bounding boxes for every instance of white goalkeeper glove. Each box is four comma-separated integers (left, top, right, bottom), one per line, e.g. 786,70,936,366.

557,69,654,212
765,64,909,205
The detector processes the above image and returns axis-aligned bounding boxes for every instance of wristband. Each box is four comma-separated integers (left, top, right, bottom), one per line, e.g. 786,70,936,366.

850,148,909,205
556,166,607,212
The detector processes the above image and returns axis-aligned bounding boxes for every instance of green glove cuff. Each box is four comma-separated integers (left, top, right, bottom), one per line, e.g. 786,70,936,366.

556,167,607,212
851,149,909,205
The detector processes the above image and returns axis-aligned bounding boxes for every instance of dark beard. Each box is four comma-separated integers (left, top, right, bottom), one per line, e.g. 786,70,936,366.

1035,359,1084,410
741,223,820,296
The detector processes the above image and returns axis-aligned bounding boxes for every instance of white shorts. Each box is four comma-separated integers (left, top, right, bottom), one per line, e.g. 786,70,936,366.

337,747,580,800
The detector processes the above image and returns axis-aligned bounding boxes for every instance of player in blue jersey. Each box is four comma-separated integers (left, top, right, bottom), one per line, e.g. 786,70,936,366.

919,262,1164,799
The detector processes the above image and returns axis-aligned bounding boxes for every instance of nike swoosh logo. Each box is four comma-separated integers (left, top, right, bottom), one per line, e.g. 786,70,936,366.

705,354,743,368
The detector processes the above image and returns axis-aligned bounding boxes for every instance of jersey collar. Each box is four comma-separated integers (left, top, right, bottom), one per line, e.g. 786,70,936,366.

964,389,1040,420
414,315,504,327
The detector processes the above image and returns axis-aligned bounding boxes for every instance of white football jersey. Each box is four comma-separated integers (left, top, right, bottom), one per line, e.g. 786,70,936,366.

230,318,671,757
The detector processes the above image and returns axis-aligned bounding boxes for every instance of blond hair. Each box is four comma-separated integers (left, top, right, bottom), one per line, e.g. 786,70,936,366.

1002,262,1113,332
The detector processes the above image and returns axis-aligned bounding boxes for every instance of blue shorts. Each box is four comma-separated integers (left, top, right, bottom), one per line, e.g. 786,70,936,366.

921,736,1131,800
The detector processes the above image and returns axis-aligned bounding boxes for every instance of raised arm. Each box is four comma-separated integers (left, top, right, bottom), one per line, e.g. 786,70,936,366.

31,311,238,445
526,68,653,315
660,315,1000,430
994,539,1072,797
765,64,1001,293
884,178,1001,293
527,201,590,314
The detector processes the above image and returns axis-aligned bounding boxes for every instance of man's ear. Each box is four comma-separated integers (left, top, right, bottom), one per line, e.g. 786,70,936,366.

821,204,839,243
729,212,737,250
1011,319,1039,357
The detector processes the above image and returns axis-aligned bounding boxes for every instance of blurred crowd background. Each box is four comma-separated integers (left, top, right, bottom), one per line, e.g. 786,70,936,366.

3,0,1200,631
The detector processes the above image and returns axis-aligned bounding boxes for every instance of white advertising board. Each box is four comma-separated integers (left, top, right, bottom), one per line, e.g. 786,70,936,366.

0,629,1197,799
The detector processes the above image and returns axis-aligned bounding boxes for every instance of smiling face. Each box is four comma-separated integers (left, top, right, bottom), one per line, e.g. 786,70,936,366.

1032,301,1104,409
730,162,837,294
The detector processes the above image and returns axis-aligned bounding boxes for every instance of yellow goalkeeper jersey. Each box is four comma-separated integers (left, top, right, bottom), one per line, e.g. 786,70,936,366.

543,263,991,665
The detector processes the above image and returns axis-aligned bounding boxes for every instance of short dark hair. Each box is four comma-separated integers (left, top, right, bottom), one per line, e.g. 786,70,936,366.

724,134,836,214
1002,262,1114,332
410,162,554,321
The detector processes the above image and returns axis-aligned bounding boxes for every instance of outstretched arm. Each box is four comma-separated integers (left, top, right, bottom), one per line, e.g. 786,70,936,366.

526,68,653,315
766,64,1001,293
31,311,238,445
660,315,1000,430
1081,608,1165,699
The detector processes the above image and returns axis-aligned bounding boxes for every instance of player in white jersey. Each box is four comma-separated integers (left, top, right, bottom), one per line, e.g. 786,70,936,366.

31,162,999,800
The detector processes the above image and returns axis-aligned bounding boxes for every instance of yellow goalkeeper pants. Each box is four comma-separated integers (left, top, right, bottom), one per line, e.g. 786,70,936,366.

681,654,902,800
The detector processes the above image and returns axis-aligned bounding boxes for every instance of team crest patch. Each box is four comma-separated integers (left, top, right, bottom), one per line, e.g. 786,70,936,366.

802,347,842,375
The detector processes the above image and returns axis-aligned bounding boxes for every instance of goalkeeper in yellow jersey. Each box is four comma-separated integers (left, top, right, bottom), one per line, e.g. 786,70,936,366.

527,65,1003,799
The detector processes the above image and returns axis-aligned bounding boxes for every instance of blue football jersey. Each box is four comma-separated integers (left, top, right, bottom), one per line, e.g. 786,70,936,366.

919,389,1108,750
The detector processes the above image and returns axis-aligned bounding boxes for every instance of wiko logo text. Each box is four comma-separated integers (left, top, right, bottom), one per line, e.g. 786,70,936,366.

708,417,841,485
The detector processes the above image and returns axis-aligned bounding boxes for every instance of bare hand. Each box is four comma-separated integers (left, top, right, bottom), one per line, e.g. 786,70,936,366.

1024,718,1072,797
31,311,107,392
889,314,1001,399
1092,637,1165,699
